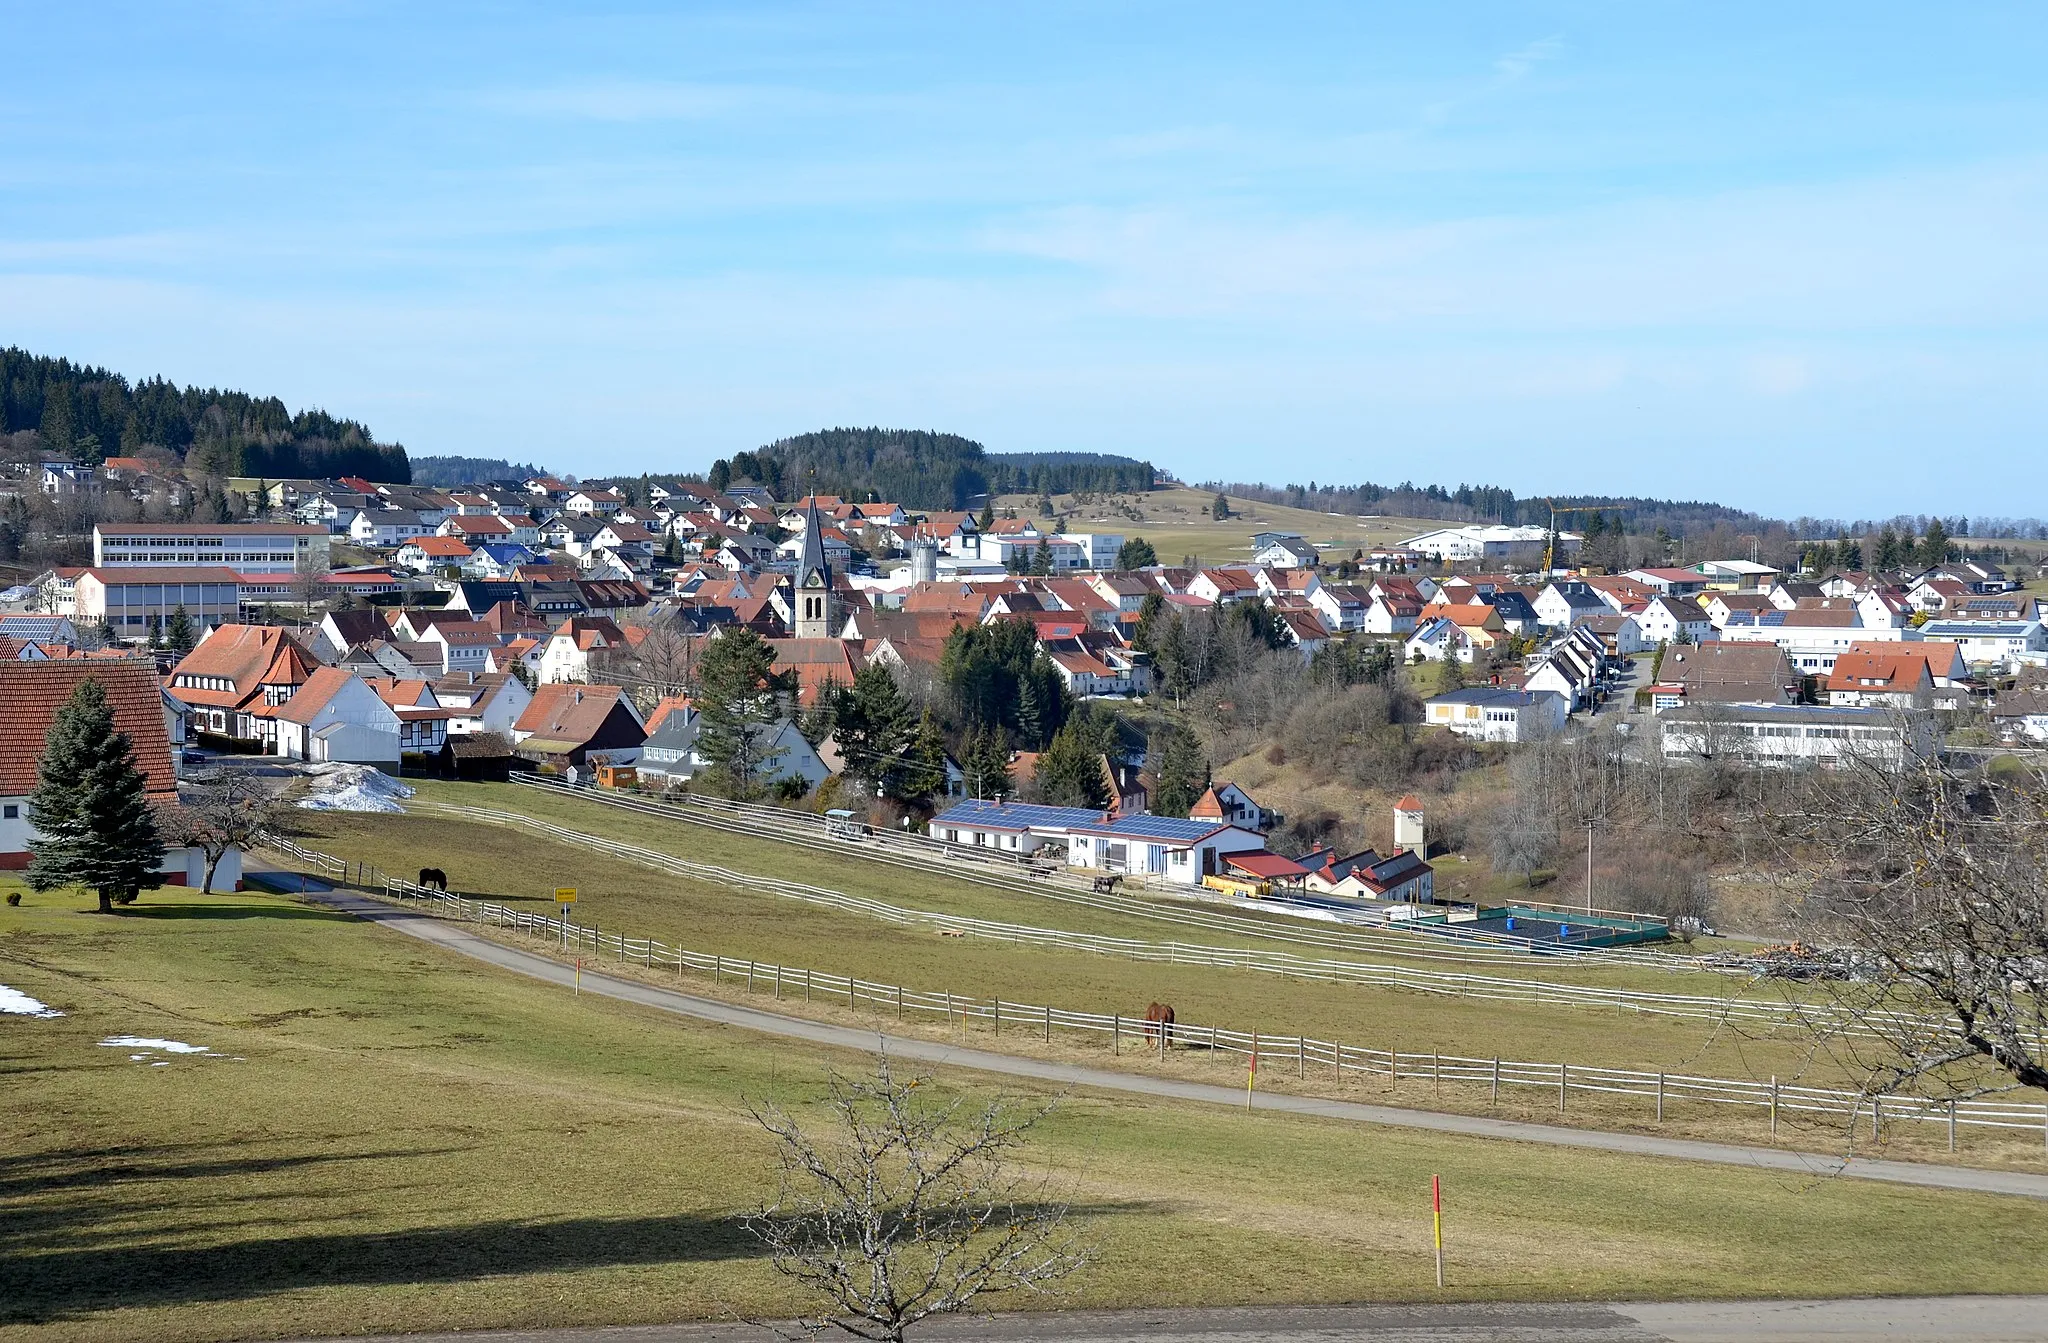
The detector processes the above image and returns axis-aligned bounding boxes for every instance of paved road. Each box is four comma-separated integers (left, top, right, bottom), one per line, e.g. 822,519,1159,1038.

304,1296,2048,1342
303,887,2048,1202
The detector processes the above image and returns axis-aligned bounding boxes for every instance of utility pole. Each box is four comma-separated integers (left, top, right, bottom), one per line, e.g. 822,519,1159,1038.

1585,818,1595,915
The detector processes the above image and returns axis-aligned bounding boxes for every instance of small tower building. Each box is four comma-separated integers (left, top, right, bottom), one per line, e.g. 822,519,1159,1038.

1393,794,1426,854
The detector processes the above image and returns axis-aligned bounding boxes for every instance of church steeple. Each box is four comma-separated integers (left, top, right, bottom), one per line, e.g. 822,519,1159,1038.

793,492,836,639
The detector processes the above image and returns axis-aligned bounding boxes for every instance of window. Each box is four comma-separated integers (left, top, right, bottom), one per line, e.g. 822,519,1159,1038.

3,804,17,819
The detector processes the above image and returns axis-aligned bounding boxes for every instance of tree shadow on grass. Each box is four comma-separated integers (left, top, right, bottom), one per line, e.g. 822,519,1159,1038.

1,1197,1150,1324
112,902,358,923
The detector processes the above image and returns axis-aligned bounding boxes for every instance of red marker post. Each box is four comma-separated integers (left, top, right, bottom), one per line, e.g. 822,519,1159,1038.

1432,1174,1444,1288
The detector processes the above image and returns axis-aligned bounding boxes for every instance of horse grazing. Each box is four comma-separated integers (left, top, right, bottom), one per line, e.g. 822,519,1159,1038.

1141,1001,1175,1046
417,868,448,892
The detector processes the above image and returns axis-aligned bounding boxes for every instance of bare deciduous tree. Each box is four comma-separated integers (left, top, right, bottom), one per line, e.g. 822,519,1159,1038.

169,770,297,893
743,1055,1090,1341
1777,754,2048,1099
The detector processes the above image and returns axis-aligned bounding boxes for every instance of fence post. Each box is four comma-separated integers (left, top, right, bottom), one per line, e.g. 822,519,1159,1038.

1491,1057,1500,1105
898,985,905,1018
1872,1096,1882,1143
806,969,812,1002
1770,1076,1779,1138
775,965,782,999
1333,1041,1342,1084
1433,1052,1440,1098
714,958,720,987
747,961,756,994
1656,1073,1665,1124
1045,1004,1052,1042
1111,1013,1119,1054
1558,1063,1567,1113
1390,1048,1398,1091
1299,1036,1306,1080
849,977,856,1010
994,998,1000,1037
1948,1098,1957,1153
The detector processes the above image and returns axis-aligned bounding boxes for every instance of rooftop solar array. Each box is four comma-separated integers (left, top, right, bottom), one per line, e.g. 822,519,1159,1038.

932,800,1107,831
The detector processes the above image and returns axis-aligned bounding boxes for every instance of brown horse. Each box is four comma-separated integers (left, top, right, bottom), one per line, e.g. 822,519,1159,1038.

1142,1001,1175,1046
417,868,448,891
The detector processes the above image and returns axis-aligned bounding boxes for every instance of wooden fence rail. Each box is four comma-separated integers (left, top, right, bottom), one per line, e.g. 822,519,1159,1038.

261,835,2048,1150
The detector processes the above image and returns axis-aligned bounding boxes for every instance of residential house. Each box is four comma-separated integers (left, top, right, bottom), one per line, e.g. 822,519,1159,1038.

272,667,402,768
165,624,319,747
430,671,533,737
1064,814,1269,886
1917,620,2048,671
633,696,829,791
395,536,476,573
1251,534,1319,568
1824,651,1935,710
1424,687,1568,742
0,658,240,889
1636,595,1713,646
511,682,646,769
538,615,644,684
1534,582,1610,631
1990,691,2048,744
1188,783,1281,833
1648,643,1797,713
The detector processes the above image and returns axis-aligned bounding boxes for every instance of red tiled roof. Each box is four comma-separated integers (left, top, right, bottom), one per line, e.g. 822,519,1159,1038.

0,658,177,796
166,625,318,710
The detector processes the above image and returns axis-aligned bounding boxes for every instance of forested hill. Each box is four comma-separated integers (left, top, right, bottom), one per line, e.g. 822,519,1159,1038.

711,427,1154,510
410,455,552,487
0,347,410,483
1209,476,1767,536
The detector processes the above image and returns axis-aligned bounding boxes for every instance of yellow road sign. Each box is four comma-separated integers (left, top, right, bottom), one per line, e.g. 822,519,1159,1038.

555,887,578,903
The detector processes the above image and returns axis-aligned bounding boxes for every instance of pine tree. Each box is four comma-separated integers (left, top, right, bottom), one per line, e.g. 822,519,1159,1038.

26,680,167,913
901,709,949,800
146,614,163,649
1210,493,1230,520
1033,720,1111,809
832,662,914,798
1152,726,1207,818
1920,518,1951,570
1115,537,1156,570
694,627,789,798
165,605,194,655
973,725,1013,801
977,500,996,530
1030,537,1053,576
1016,673,1045,748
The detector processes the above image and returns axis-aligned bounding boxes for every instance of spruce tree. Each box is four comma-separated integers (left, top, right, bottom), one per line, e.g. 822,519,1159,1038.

1033,720,1111,809
27,680,166,913
1153,726,1207,818
977,500,996,530
1016,673,1045,749
901,710,949,800
165,605,195,655
974,725,1013,801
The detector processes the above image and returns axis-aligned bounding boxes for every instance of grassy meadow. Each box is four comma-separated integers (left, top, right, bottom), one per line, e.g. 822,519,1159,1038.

6,881,2048,1343
273,784,2048,1168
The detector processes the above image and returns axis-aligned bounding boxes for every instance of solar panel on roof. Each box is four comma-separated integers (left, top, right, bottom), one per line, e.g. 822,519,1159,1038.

932,800,1105,830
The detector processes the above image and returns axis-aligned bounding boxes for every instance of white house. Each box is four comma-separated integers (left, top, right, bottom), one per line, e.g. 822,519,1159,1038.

348,509,431,547
1362,593,1421,635
1635,595,1714,646
273,667,402,768
1064,814,1268,886
1524,656,1595,711
1424,687,1568,742
1534,582,1610,631
1403,525,1574,565
1917,620,2048,671
1404,617,1472,664
1252,534,1319,569
431,671,533,737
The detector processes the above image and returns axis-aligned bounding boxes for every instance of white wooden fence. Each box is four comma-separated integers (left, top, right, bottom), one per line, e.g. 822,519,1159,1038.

261,833,2048,1151
410,798,1925,1040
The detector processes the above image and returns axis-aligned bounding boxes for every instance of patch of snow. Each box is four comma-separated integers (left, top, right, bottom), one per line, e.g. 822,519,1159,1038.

0,985,63,1018
100,1035,215,1056
297,763,414,815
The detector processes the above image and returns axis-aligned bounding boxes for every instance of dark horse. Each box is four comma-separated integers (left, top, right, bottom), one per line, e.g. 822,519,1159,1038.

1142,1001,1175,1046
417,868,448,891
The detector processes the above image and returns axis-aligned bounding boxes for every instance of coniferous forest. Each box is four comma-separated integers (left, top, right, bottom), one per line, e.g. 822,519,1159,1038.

0,348,411,483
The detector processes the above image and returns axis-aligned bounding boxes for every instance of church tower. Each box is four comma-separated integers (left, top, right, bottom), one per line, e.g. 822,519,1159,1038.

793,495,837,639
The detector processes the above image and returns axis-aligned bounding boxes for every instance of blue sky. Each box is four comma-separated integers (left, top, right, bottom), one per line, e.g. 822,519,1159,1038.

2,3,2044,519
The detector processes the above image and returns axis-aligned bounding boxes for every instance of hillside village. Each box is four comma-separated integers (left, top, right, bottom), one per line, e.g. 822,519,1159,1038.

7,461,2048,940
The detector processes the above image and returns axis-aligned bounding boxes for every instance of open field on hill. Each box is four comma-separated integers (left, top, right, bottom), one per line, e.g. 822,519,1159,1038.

6,884,2048,1343
996,486,1438,568
275,787,2048,1166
